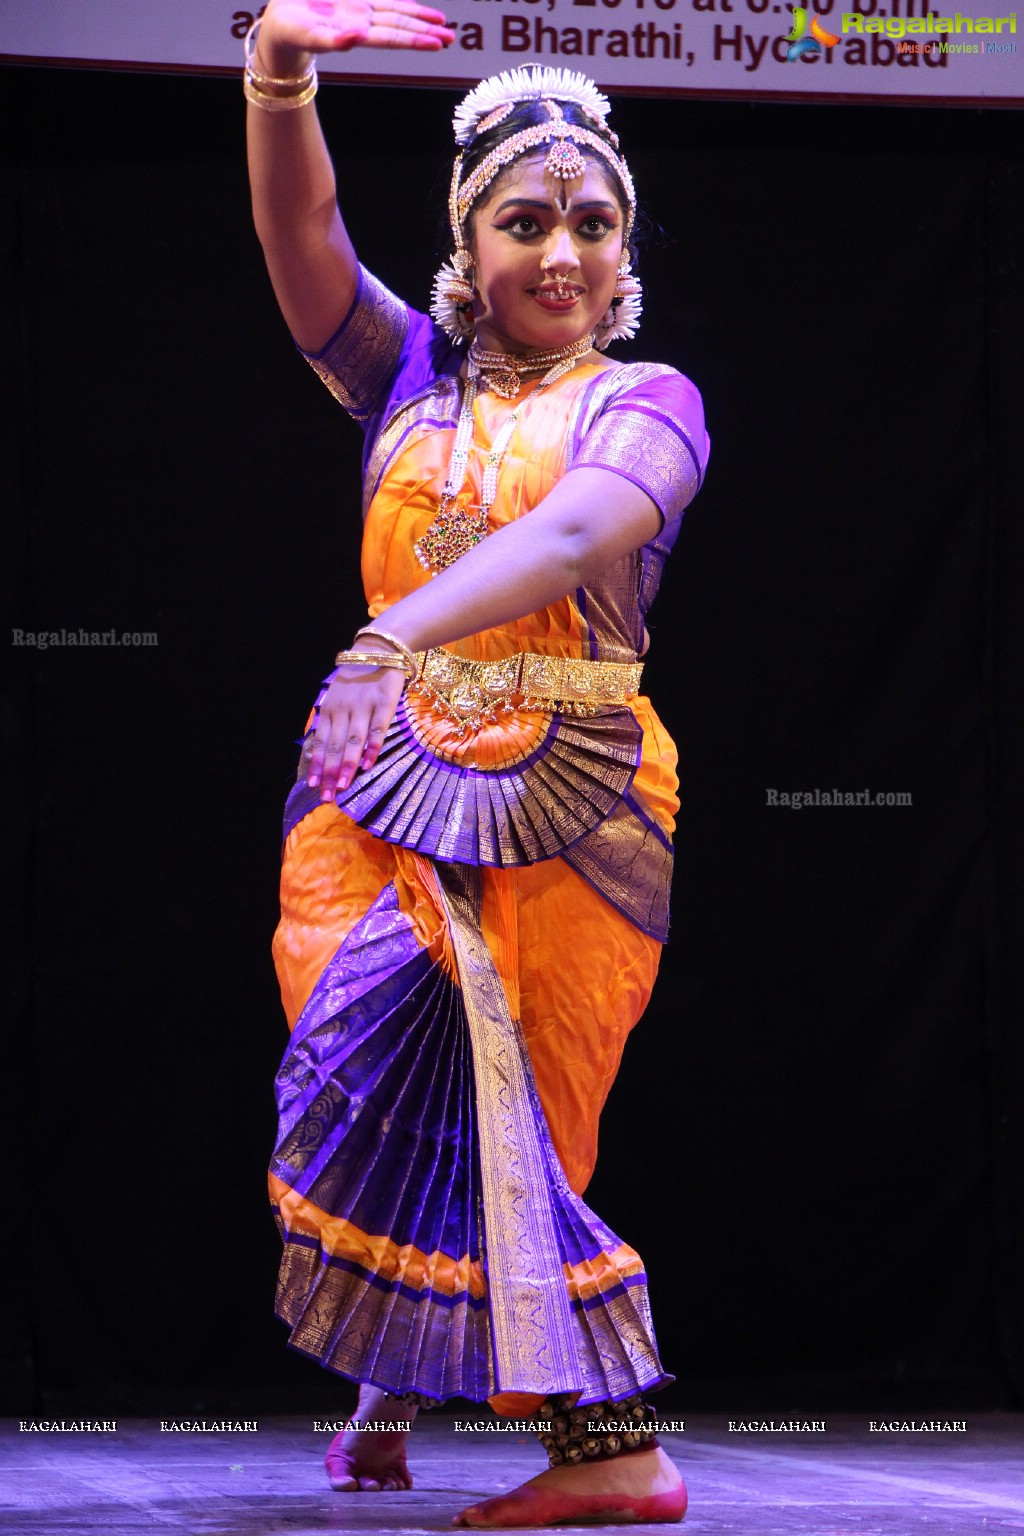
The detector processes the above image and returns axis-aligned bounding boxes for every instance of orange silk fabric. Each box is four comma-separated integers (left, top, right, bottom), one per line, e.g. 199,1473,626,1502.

363,362,609,660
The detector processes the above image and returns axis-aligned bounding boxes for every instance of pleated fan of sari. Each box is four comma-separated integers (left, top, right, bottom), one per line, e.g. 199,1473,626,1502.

269,880,670,1402
284,697,643,867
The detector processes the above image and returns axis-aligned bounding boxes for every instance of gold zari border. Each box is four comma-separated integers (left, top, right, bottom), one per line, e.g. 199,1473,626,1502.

435,863,579,1394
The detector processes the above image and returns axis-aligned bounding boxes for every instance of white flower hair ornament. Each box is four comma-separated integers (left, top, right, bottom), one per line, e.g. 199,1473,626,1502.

452,67,613,145
430,66,641,348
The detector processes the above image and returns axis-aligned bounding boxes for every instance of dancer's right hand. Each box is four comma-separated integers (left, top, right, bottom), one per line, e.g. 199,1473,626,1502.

306,661,407,801
255,0,455,66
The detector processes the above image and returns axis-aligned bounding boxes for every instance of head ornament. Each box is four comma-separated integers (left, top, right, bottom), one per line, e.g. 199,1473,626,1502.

452,67,613,145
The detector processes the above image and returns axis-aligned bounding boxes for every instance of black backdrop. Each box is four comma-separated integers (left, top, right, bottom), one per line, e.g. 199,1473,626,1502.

2,64,1022,1418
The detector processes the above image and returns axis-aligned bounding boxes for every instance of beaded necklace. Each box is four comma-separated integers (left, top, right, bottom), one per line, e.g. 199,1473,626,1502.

414,334,594,575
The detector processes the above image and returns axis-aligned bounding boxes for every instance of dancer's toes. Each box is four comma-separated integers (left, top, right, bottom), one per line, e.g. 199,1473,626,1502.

376,1469,411,1491
327,1469,359,1491
325,1439,413,1493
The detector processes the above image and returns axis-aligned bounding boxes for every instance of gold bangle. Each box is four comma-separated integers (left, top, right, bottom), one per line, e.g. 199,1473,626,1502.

244,17,315,88
354,627,419,681
333,650,410,673
247,56,316,90
244,76,319,113
246,60,316,90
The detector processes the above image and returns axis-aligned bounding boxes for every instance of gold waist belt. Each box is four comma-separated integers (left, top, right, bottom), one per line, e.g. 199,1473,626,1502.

411,647,644,729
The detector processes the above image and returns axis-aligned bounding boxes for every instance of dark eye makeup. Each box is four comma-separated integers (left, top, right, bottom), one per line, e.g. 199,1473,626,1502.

493,211,617,240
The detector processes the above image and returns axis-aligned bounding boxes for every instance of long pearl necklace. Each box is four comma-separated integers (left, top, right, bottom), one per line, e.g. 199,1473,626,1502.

414,334,594,575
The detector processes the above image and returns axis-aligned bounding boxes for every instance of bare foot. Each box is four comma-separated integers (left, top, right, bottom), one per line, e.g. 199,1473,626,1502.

453,1444,686,1527
325,1383,418,1491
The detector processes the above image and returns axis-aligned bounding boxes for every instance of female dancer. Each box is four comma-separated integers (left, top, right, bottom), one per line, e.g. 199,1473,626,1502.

247,5,709,1524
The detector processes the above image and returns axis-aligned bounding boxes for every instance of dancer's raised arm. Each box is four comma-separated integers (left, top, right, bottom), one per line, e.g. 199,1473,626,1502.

246,0,454,349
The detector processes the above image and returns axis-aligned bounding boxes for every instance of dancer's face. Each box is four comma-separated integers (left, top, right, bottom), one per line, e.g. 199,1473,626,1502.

468,154,625,354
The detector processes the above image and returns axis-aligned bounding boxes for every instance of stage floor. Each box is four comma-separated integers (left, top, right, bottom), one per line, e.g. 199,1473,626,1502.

1,1413,1021,1535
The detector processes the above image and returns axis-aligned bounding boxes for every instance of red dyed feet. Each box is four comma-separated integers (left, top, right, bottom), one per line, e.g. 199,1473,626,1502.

453,1474,687,1527
325,1432,413,1491
324,1382,418,1491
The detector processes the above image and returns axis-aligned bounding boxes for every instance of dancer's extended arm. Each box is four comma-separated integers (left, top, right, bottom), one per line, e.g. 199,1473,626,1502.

246,0,454,349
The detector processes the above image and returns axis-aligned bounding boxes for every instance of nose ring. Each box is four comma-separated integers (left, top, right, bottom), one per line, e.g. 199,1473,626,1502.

542,258,573,300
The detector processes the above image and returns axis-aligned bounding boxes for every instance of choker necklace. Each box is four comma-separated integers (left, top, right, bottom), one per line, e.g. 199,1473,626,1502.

468,335,594,402
413,333,595,575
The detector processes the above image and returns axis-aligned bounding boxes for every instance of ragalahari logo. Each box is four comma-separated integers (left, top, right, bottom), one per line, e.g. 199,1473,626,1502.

785,8,841,59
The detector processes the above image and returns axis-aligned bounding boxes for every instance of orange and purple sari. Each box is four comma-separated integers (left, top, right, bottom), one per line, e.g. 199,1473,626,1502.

269,268,709,1409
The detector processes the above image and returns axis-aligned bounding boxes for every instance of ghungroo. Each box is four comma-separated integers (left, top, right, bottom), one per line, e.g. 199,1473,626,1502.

382,1390,436,1410
536,1392,659,1468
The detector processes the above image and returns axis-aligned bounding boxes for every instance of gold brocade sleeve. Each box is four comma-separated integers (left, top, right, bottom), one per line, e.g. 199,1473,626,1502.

569,362,709,531
298,266,409,425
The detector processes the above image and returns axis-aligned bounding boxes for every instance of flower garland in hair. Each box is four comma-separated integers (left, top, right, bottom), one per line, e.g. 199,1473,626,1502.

452,66,613,145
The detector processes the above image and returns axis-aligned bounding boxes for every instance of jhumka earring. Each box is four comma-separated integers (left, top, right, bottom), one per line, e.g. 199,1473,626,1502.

429,250,476,341
594,255,643,351
430,154,478,342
